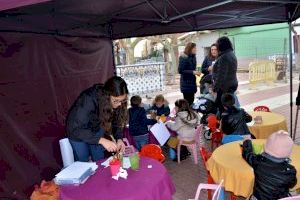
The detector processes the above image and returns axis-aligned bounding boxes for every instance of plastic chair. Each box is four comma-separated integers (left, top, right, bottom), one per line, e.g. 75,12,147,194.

207,115,223,150
188,180,225,200
200,147,237,200
279,196,300,200
59,138,74,168
200,147,214,199
254,106,270,112
221,135,244,145
279,195,300,200
177,125,203,164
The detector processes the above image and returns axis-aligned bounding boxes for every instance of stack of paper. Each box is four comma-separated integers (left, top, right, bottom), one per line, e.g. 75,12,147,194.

54,162,98,185
150,122,171,145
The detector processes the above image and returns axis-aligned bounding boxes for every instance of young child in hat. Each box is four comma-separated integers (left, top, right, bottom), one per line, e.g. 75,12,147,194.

242,131,297,200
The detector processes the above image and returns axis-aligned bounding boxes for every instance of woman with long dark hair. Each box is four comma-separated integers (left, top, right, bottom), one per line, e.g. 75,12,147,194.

66,76,128,162
178,42,201,105
201,43,218,76
213,36,238,115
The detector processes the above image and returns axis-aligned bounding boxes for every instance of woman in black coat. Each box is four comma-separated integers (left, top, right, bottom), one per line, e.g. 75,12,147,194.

213,37,238,115
178,42,201,105
66,76,128,162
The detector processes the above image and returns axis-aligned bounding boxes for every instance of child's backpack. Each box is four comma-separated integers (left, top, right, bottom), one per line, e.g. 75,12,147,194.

139,144,165,163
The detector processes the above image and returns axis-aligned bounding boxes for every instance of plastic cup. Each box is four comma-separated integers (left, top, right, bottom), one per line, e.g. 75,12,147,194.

252,143,263,155
129,153,140,170
109,159,121,176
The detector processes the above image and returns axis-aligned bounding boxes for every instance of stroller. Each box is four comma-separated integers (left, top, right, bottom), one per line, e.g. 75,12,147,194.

192,95,218,140
199,74,213,95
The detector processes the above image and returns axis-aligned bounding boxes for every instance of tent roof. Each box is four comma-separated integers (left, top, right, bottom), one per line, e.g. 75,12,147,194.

0,0,299,39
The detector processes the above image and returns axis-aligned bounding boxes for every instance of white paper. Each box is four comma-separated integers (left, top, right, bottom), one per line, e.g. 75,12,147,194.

150,122,171,145
59,138,74,168
55,161,98,185
100,156,113,168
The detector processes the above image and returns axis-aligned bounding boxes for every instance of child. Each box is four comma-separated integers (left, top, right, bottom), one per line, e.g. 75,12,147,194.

220,93,253,137
242,131,297,200
166,99,200,142
150,94,170,116
128,95,157,151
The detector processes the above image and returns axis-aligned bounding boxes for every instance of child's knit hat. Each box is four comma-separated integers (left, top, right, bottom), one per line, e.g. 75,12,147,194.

264,130,294,158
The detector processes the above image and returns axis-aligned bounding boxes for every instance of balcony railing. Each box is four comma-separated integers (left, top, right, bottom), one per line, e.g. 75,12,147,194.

116,62,165,95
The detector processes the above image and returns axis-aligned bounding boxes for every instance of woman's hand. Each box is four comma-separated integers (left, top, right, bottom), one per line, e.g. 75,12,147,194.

208,65,213,72
99,138,118,152
193,71,201,76
116,139,126,152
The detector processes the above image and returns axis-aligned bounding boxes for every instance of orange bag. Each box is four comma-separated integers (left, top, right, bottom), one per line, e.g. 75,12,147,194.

139,144,165,163
30,180,59,200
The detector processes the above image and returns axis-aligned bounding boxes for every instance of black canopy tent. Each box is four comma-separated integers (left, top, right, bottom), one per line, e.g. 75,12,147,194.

0,0,299,39
0,0,299,198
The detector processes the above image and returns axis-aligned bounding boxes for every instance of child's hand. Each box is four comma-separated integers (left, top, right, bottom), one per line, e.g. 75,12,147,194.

151,113,157,119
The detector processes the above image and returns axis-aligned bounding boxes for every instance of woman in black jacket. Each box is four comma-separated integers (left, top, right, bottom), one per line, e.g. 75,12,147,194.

200,43,218,94
66,76,128,162
213,37,238,115
178,42,201,105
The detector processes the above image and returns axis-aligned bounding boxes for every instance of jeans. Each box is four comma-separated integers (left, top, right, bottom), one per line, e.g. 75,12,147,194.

234,92,240,108
69,139,105,162
133,134,149,151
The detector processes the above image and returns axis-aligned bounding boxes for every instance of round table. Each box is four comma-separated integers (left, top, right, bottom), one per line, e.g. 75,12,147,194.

248,111,288,139
206,139,300,198
60,157,176,200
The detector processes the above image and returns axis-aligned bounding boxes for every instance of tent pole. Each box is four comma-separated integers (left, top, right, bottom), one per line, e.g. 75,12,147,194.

288,13,293,139
109,23,116,75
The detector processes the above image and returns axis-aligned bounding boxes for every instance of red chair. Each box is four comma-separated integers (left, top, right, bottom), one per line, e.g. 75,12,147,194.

207,115,223,150
200,147,237,200
254,106,270,112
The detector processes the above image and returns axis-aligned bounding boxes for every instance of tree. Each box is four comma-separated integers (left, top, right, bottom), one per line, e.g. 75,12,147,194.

147,34,180,84
119,38,143,64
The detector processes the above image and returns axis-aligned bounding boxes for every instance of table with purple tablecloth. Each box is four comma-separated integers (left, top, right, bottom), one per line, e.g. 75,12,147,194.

60,157,176,200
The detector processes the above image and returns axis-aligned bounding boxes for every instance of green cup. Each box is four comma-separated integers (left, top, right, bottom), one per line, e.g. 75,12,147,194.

252,143,263,155
129,153,140,170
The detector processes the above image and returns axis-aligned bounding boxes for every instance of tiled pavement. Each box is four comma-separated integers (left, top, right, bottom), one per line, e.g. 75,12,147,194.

150,73,300,200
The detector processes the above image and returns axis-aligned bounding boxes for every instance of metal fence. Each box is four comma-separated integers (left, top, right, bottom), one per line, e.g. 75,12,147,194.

116,62,166,95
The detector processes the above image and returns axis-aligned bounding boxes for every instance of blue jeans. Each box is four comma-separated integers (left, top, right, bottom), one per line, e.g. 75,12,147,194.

133,134,149,151
69,139,105,162
234,93,240,108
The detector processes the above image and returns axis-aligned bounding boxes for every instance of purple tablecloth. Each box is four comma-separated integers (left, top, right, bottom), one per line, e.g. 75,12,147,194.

60,157,176,200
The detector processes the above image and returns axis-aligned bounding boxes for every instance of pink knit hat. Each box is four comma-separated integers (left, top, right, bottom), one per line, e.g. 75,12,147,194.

264,130,294,158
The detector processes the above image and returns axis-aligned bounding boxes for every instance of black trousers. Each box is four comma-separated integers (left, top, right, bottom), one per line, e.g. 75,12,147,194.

183,93,195,105
215,90,224,118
